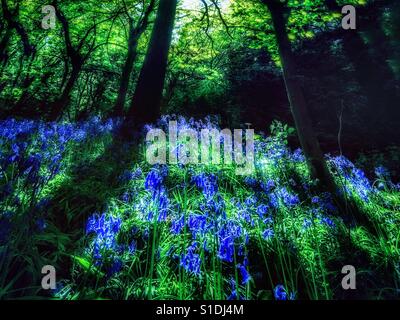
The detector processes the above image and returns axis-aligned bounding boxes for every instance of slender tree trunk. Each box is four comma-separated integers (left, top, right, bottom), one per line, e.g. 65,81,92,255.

113,29,139,116
50,2,86,121
263,0,337,191
1,0,35,58
128,0,178,125
0,28,12,64
49,63,82,120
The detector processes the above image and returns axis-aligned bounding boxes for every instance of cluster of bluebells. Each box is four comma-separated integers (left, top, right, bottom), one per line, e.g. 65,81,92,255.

0,118,120,195
85,212,136,276
0,117,121,244
16,115,394,300
326,155,385,202
144,114,220,134
374,165,400,191
144,167,170,222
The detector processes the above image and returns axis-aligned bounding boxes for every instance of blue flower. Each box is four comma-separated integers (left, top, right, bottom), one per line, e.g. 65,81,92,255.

218,236,234,263
227,289,238,300
188,214,208,237
292,148,305,162
157,189,169,222
269,193,279,209
257,204,268,217
261,179,275,193
278,187,299,207
274,285,287,300
180,242,201,275
85,213,122,263
302,219,312,230
36,218,47,232
238,264,251,285
108,259,123,276
262,228,274,240
311,196,320,204
120,170,135,182
171,215,185,234
145,170,163,192
375,166,390,179
245,196,256,207
121,192,131,203
191,173,218,199
244,177,258,188
128,241,137,254
321,217,335,228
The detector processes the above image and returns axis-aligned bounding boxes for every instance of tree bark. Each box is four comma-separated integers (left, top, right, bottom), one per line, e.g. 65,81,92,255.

263,0,337,192
128,0,178,125
113,29,140,116
50,63,82,120
1,0,35,58
113,0,156,116
49,1,85,121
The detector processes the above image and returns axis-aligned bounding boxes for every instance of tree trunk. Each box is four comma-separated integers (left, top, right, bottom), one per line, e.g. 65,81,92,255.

0,28,12,64
263,0,337,192
1,0,35,58
128,0,178,125
113,29,139,116
49,64,82,120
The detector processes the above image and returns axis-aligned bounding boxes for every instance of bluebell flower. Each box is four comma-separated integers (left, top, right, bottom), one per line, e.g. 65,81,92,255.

269,193,279,209
128,241,137,254
311,196,320,204
218,236,234,263
239,210,252,224
238,264,251,285
375,166,390,179
191,173,218,199
206,195,226,216
36,218,47,232
261,179,275,193
188,214,208,237
257,204,268,217
157,189,169,222
145,170,163,192
85,213,122,263
263,217,273,225
328,155,372,201
262,228,274,240
274,285,287,300
292,148,305,162
245,196,256,207
120,170,135,182
302,219,312,230
121,192,131,203
321,217,335,228
244,177,258,188
180,242,201,275
376,182,385,190
171,215,185,234
278,188,299,207
227,289,238,300
108,259,123,276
